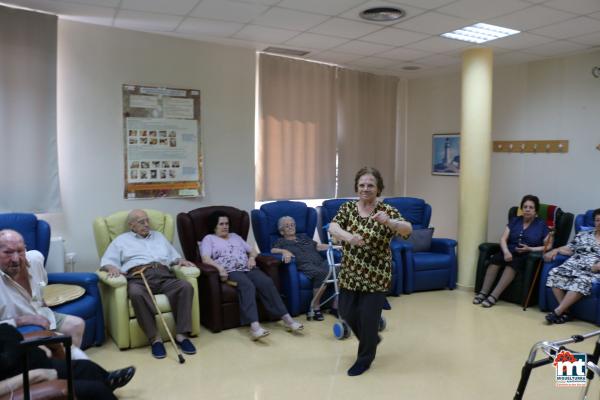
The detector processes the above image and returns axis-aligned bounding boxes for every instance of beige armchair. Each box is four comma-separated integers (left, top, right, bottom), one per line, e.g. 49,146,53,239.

93,209,200,349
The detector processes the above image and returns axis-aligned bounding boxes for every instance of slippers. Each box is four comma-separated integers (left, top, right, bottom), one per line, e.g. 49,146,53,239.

546,311,571,324
481,295,497,308
284,320,304,332
106,366,136,391
250,328,270,341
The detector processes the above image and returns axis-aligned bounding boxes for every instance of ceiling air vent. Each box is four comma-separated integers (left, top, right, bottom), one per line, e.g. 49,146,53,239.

360,7,406,22
263,47,310,57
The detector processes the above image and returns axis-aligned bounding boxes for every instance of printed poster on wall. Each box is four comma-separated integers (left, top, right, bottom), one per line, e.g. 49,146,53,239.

123,84,203,199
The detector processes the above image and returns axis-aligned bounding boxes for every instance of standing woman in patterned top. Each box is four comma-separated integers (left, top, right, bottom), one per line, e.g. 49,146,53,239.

328,167,412,376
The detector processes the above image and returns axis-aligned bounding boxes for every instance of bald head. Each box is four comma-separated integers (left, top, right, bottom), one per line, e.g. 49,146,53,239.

0,229,25,248
127,209,150,237
0,229,26,277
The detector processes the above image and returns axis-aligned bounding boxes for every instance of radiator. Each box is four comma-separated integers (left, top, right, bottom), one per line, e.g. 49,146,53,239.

46,236,66,273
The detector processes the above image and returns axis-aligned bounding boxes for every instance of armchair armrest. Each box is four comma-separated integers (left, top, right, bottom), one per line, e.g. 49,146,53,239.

478,242,500,253
256,254,281,289
48,272,98,292
430,238,457,253
95,270,127,288
173,265,200,280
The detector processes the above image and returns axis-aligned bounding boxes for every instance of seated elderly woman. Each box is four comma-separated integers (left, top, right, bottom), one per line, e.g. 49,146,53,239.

474,194,550,308
199,211,303,341
543,208,600,324
271,216,338,321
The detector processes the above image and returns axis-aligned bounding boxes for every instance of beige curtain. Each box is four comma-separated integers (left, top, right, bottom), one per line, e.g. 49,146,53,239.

336,69,399,197
0,6,60,212
257,54,337,200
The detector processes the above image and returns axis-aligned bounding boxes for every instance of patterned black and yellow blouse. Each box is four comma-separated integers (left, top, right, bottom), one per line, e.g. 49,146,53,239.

332,201,406,292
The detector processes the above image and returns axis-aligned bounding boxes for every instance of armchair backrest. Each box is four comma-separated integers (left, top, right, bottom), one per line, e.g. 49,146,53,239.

575,209,595,233
251,201,317,253
508,203,573,248
0,213,50,264
92,209,174,258
382,197,432,229
318,198,354,243
177,206,250,262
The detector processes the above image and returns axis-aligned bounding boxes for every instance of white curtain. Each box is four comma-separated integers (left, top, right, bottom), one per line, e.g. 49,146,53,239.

257,54,337,200
0,5,60,212
336,69,399,197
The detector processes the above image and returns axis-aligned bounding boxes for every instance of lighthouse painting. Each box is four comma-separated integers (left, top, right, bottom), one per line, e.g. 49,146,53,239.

432,134,460,176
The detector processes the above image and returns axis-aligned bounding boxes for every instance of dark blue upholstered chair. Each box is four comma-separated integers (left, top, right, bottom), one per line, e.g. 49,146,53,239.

539,210,598,324
575,209,596,233
251,201,319,316
0,213,105,348
382,197,457,294
317,198,405,296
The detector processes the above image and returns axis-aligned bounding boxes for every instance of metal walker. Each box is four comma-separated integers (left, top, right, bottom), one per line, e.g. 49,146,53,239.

514,329,600,399
306,230,386,340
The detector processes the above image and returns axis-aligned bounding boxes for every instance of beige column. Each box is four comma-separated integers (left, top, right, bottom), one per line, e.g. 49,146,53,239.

458,48,493,288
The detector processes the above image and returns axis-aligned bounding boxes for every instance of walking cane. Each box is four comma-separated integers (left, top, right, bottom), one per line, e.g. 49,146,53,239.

131,267,185,364
522,228,555,311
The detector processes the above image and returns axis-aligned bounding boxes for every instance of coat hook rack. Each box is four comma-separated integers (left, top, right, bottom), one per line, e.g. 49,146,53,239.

492,140,569,153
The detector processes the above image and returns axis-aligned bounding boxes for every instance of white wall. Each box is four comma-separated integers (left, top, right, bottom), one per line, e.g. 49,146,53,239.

407,50,600,243
43,21,256,272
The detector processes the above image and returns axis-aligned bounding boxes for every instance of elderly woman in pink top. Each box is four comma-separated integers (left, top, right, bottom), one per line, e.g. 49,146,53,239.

200,210,303,341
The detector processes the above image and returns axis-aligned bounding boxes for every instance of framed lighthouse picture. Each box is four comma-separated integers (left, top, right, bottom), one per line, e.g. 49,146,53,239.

432,133,460,176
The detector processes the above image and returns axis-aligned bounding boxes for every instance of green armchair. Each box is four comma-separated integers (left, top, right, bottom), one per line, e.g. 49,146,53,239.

93,209,200,349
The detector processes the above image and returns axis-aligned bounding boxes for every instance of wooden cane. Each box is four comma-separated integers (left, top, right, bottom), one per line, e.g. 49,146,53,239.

522,229,555,311
131,267,185,364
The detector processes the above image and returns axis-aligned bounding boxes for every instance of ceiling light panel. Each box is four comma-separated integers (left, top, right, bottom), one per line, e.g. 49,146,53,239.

441,23,520,44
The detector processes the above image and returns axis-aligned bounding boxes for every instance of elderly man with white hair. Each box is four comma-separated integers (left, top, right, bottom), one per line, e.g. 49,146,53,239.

0,229,87,357
100,209,198,359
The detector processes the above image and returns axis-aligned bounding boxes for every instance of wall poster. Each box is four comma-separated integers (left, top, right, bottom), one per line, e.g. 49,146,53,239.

123,84,203,199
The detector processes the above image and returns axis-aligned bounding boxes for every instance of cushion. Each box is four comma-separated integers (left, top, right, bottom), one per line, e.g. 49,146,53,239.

43,284,85,307
407,228,434,252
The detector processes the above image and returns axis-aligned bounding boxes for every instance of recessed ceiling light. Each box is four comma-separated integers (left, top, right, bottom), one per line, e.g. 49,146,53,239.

262,47,310,57
440,23,520,44
360,7,406,22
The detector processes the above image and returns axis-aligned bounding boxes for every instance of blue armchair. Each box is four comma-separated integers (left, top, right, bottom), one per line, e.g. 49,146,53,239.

0,213,104,348
575,209,596,233
252,201,321,317
382,197,457,294
539,254,600,325
539,210,598,323
317,198,405,296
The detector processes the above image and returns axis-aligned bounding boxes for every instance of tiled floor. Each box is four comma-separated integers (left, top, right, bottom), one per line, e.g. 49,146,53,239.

87,289,600,400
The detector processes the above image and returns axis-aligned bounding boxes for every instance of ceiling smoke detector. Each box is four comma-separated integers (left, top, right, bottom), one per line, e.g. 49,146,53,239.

359,7,406,22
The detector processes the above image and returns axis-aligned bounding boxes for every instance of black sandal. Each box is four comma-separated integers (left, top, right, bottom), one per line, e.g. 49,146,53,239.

555,313,572,324
481,295,497,308
106,366,136,391
473,292,488,305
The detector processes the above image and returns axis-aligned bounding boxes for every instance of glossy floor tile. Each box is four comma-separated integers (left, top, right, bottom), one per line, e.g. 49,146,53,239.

87,289,600,400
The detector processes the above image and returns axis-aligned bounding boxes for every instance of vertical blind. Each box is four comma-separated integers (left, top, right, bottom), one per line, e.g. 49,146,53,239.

0,5,60,213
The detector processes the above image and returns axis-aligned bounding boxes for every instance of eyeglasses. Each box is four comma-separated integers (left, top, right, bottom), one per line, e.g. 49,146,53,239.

280,223,296,229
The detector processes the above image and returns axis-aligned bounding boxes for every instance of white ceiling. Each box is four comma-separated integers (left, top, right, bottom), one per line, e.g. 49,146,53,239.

2,0,600,77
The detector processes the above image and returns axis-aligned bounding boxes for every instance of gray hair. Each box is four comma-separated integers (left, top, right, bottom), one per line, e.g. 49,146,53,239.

126,209,147,225
277,216,295,231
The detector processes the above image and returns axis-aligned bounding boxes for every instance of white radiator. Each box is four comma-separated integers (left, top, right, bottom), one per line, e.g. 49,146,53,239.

46,236,65,273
